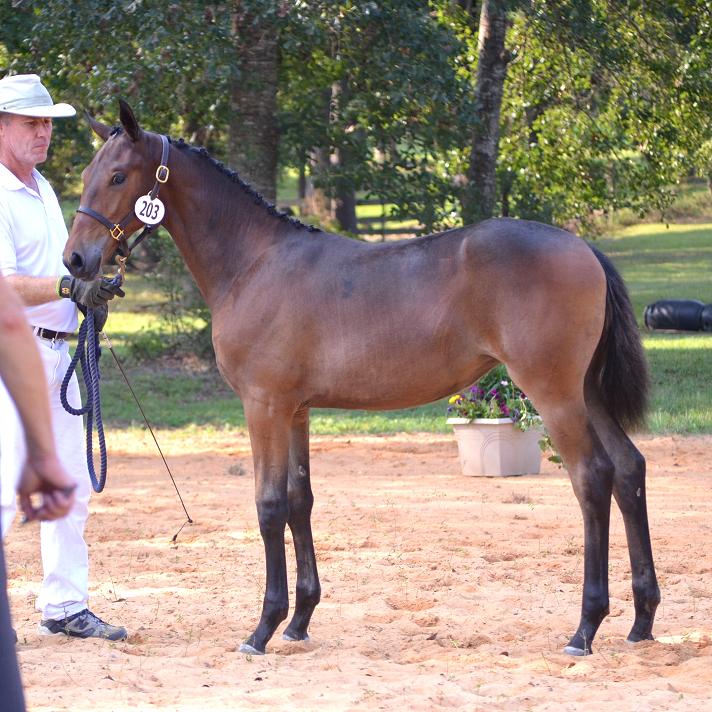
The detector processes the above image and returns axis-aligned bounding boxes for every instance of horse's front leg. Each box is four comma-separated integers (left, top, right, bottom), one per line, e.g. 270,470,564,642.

283,408,320,642
239,400,292,655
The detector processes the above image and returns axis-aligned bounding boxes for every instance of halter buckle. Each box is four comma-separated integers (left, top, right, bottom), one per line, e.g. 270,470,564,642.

110,224,125,241
156,165,170,183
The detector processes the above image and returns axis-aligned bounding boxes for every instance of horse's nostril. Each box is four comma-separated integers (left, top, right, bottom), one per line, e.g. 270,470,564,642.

70,252,85,269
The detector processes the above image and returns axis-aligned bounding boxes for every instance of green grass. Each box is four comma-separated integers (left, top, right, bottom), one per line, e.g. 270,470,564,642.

643,333,712,434
85,214,712,437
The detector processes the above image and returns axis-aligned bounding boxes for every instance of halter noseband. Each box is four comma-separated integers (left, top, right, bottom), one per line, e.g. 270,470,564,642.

77,133,170,270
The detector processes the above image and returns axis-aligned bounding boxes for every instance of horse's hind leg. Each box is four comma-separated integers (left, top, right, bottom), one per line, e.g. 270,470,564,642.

548,408,615,655
586,391,660,643
509,370,615,655
283,409,321,642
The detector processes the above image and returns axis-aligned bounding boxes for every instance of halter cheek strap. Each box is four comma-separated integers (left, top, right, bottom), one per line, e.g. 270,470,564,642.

77,134,170,263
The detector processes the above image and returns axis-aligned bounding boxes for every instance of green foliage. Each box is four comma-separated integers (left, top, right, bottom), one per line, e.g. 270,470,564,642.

279,0,475,231
4,1,711,227
497,1,712,228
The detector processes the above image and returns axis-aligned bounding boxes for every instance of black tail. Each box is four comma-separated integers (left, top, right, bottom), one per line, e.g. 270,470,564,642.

588,244,649,430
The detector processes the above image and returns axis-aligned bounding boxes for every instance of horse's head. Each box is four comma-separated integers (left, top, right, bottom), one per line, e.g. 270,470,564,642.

64,100,165,280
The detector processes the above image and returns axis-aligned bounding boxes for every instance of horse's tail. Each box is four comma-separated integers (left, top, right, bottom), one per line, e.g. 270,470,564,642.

587,244,649,430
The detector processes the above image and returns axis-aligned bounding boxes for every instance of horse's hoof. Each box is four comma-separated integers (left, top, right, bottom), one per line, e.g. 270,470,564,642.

282,632,310,642
239,642,265,655
563,645,590,656
626,635,654,644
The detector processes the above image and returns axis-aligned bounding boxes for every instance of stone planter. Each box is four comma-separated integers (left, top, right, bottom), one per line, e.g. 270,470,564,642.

447,417,543,477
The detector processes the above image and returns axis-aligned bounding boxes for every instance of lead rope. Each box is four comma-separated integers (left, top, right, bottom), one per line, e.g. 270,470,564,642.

60,303,108,492
60,268,193,540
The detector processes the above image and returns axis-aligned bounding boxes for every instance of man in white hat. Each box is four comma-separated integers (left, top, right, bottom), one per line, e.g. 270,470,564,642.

0,73,127,641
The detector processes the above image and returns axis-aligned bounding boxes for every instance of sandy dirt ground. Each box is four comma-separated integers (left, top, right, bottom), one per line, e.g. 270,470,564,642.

5,432,712,711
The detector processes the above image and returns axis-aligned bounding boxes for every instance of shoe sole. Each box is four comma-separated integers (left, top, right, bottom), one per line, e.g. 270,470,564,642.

38,624,63,637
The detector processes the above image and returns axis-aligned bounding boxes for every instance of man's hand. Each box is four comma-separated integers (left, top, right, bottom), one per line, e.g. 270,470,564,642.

17,454,76,523
58,275,125,308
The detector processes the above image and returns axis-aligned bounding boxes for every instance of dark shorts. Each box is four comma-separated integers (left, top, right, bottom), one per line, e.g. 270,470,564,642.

0,532,26,712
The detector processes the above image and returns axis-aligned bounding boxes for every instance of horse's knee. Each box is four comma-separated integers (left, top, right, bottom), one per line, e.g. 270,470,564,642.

256,497,289,536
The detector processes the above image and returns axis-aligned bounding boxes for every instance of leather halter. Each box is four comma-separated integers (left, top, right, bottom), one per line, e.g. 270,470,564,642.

76,133,170,267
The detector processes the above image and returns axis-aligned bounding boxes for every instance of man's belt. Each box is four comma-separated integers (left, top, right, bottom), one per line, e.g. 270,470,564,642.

32,326,73,341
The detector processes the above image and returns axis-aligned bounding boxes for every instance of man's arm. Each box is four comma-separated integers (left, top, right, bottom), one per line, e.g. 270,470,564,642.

3,274,59,306
6,272,125,309
0,277,75,521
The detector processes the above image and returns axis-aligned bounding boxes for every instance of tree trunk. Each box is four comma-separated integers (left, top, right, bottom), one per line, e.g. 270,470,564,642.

228,1,279,203
331,80,358,234
302,147,332,219
300,87,332,222
461,0,510,225
334,167,358,234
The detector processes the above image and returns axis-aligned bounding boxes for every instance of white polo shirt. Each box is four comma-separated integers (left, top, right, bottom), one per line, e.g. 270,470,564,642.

0,161,77,332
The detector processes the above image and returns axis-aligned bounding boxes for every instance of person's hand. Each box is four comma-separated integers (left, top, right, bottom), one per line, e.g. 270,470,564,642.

16,454,76,523
58,275,125,308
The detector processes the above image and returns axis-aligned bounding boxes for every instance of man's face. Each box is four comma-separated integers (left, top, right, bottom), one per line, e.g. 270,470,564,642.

0,114,53,169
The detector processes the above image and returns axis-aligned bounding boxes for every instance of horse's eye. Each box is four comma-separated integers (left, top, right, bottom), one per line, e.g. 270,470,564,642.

111,173,125,185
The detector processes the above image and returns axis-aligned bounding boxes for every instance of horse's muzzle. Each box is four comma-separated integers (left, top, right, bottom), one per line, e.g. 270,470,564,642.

63,245,103,281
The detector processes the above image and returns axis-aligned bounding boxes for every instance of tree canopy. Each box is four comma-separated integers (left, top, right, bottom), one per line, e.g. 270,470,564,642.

1,0,711,231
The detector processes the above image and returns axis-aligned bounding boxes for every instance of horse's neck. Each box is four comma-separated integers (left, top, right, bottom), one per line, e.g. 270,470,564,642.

161,154,287,308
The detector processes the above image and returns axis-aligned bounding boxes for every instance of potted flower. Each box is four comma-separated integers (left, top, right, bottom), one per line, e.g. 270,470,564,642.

447,366,552,477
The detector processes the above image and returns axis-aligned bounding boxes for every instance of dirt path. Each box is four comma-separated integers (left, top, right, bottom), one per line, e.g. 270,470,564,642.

6,433,711,711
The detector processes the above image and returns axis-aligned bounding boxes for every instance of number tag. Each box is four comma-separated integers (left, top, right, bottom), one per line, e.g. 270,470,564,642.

134,194,165,225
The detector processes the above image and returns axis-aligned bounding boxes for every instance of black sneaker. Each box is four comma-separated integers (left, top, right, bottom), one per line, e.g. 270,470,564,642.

39,609,127,641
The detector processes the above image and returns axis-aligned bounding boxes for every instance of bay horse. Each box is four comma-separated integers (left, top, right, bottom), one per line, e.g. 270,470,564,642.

64,101,659,656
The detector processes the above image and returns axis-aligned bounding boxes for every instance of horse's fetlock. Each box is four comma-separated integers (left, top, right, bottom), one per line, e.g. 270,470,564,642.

296,583,321,609
633,579,660,611
582,590,609,626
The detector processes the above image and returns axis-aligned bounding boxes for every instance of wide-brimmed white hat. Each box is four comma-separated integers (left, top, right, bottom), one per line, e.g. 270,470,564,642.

0,74,76,118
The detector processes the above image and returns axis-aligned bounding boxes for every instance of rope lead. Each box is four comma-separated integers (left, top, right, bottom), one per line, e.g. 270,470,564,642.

60,272,193,539
60,308,107,492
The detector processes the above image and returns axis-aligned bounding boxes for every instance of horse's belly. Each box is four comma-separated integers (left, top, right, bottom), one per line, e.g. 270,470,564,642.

307,339,494,410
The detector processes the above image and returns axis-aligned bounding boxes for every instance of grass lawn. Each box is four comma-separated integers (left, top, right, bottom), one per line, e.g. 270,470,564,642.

88,217,712,438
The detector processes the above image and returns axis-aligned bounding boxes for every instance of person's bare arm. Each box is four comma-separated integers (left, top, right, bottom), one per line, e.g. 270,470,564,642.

0,277,75,520
4,274,59,306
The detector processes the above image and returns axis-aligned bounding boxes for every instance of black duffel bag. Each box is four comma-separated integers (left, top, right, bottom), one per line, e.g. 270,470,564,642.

644,299,706,331
701,304,712,332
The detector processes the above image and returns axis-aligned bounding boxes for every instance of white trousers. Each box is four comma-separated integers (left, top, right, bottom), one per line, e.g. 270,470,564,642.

0,336,91,620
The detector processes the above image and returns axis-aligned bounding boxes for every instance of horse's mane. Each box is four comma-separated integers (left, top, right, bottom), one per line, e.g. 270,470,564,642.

170,137,319,233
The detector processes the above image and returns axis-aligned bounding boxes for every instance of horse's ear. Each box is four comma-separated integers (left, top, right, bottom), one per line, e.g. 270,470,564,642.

118,99,141,142
85,112,111,142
